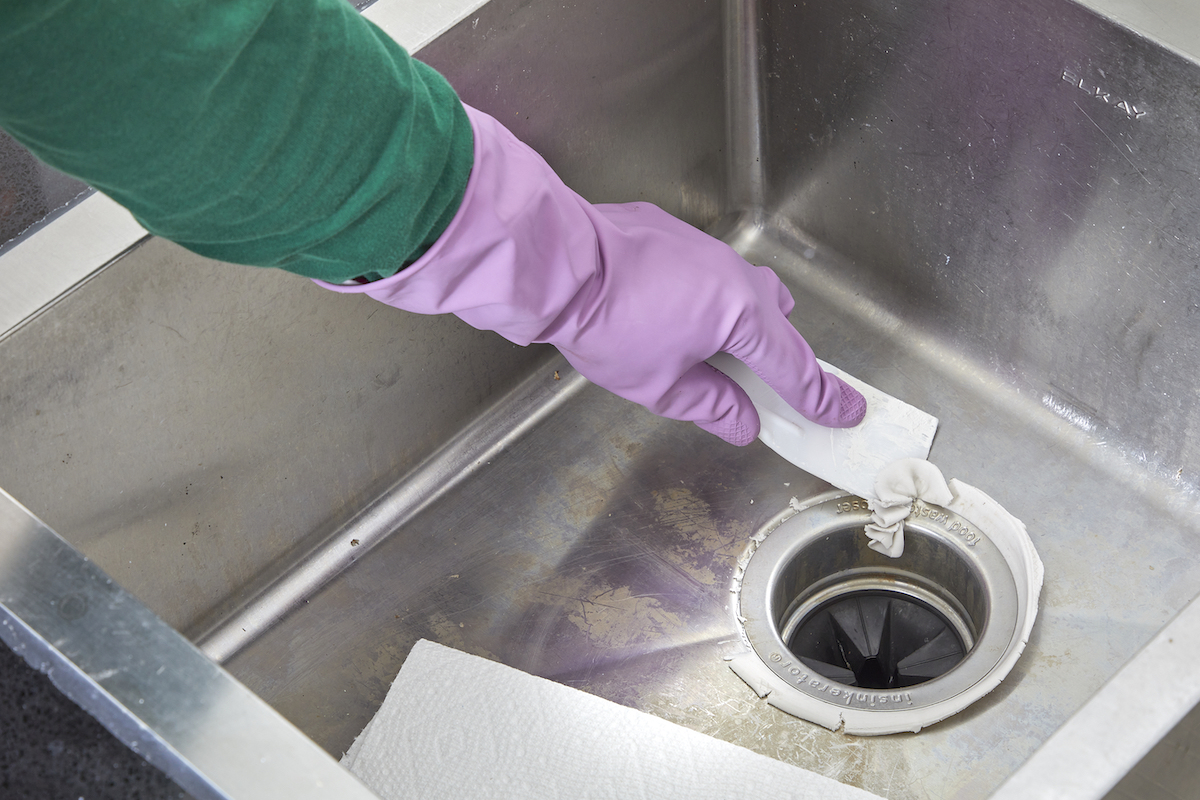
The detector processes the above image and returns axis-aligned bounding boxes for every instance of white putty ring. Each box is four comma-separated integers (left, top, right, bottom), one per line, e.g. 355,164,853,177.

729,480,1042,736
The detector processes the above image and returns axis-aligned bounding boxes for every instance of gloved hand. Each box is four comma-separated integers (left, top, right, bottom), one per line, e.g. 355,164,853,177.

314,105,865,445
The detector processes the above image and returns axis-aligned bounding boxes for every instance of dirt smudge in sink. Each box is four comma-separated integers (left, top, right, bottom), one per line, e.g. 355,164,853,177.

649,486,753,588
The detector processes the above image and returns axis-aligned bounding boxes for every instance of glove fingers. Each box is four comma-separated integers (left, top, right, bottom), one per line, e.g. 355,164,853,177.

757,332,865,429
831,376,867,427
663,363,762,446
726,270,865,429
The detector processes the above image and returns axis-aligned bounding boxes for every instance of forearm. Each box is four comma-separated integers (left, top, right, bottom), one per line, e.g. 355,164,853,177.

0,0,472,283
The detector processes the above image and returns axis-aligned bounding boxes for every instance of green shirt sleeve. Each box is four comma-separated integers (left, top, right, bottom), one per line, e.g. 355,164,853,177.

0,0,473,284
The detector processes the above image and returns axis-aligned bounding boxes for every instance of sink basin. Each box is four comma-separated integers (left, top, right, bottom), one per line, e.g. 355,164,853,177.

2,0,1199,796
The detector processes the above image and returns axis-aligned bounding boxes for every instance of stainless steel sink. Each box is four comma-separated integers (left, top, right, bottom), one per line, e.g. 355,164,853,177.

2,0,1200,796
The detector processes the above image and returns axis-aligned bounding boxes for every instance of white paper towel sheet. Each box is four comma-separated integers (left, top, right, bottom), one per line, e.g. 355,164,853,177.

343,640,885,800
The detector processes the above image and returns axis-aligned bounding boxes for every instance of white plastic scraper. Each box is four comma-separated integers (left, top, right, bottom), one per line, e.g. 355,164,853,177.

706,353,938,501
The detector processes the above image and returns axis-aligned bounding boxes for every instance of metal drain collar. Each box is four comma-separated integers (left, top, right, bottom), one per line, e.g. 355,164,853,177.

730,485,1042,735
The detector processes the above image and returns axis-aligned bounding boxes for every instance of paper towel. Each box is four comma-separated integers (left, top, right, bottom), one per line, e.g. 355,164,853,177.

864,458,954,557
343,640,885,800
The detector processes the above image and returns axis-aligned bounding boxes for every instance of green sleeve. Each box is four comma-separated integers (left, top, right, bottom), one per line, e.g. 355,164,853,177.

0,0,473,284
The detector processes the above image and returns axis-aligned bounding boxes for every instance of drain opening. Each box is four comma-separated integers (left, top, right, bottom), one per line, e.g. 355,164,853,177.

732,491,1027,734
784,582,973,689
763,517,990,694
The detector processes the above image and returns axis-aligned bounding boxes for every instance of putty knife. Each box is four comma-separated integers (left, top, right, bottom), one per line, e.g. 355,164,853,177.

706,353,938,501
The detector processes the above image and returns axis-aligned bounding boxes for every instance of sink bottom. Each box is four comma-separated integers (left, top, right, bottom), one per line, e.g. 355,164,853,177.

217,223,1200,798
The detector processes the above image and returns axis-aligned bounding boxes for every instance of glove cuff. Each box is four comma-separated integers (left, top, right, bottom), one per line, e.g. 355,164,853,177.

312,104,600,346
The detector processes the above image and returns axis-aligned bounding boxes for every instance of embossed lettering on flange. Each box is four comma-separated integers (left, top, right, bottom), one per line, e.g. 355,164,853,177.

768,651,915,708
1062,67,1147,120
913,500,981,546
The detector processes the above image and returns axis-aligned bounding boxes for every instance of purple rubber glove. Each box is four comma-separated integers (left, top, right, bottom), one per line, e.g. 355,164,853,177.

314,105,865,445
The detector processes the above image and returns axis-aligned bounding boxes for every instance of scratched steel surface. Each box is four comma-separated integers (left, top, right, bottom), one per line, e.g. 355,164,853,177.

754,0,1200,482
219,285,1200,798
